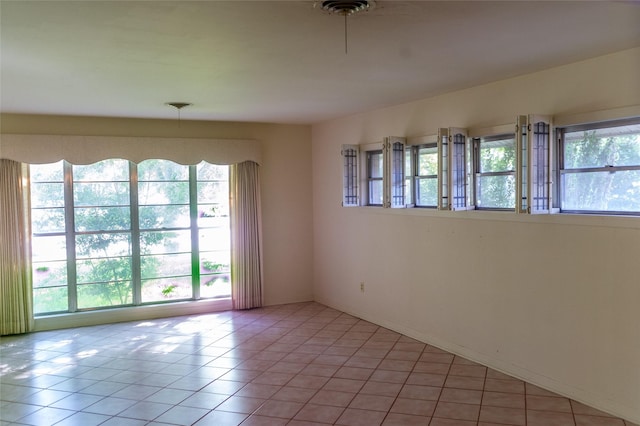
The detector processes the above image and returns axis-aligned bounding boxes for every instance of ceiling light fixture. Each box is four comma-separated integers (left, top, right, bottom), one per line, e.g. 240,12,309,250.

317,0,376,54
166,102,191,126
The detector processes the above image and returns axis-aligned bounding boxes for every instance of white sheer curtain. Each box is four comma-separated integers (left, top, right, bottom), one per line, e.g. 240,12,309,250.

230,161,263,310
0,159,34,335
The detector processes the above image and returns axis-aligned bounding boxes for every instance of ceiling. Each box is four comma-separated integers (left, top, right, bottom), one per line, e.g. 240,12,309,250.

1,1,639,125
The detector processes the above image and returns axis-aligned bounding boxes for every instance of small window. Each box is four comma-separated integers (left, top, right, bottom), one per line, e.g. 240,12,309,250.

438,128,469,210
473,135,516,209
367,149,384,206
413,144,438,207
405,148,414,206
342,145,359,206
558,119,640,214
385,137,406,208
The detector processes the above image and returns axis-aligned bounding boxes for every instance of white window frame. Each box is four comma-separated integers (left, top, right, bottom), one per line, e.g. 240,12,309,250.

438,128,470,211
516,115,553,214
472,133,517,211
30,160,231,315
407,134,439,209
341,144,360,207
359,142,385,207
556,117,640,215
384,136,406,208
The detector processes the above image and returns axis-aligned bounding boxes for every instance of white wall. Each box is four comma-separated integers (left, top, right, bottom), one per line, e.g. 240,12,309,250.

1,114,315,308
311,47,640,423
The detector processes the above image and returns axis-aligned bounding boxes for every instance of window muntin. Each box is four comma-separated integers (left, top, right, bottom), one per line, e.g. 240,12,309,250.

30,159,231,315
474,135,516,209
559,121,640,214
367,150,384,206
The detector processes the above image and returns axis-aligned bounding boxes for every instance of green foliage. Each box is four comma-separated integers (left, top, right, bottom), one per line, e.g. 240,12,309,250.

563,130,640,211
476,139,516,208
161,284,177,296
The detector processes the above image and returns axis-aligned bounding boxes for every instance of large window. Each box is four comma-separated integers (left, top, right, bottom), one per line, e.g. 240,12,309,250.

473,135,516,210
30,159,230,315
558,120,640,214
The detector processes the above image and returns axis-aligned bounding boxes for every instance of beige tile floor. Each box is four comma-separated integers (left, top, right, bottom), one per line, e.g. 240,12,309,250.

0,302,636,426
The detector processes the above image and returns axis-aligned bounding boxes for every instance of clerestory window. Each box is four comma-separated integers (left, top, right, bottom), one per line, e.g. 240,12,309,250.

473,135,516,210
558,119,640,214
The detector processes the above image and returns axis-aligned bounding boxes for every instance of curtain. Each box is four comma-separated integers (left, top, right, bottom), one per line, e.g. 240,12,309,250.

0,159,34,335
230,161,263,310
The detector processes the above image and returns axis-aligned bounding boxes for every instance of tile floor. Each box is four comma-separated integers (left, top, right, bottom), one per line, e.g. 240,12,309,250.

0,302,636,426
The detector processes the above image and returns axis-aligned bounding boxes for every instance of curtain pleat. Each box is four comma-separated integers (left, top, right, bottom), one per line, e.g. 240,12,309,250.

0,159,34,335
230,161,263,310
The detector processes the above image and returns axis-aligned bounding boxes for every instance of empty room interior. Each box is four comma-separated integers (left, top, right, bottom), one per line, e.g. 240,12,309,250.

1,1,639,425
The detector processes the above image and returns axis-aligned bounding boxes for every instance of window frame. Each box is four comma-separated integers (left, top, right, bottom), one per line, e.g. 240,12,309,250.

409,142,439,208
556,117,640,215
472,133,517,211
341,144,360,207
438,128,470,211
30,159,231,315
384,136,406,208
517,115,553,214
364,147,384,207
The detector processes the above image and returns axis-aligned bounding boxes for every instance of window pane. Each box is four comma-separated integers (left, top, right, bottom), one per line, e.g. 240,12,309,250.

30,161,64,181
201,274,230,298
476,175,515,208
76,257,133,283
33,261,67,289
138,160,189,181
31,183,64,208
32,208,66,233
479,138,515,172
198,204,229,222
564,124,640,169
418,146,438,175
76,233,131,258
77,281,132,309
197,162,228,181
199,225,230,253
368,180,383,205
200,254,230,275
197,182,229,204
416,177,438,207
73,159,129,181
140,230,191,255
369,151,383,178
142,277,193,303
74,182,130,206
33,286,68,314
562,170,640,212
32,235,66,262
138,182,189,205
75,207,131,231
141,253,192,279
139,205,190,229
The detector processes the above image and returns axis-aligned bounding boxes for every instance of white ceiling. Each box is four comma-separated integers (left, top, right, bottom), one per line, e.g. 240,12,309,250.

1,1,639,125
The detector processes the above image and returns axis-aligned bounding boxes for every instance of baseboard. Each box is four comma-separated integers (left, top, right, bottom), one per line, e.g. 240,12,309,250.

316,298,639,425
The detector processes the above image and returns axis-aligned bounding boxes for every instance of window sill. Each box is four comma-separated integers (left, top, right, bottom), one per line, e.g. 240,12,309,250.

354,206,640,230
34,298,232,332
